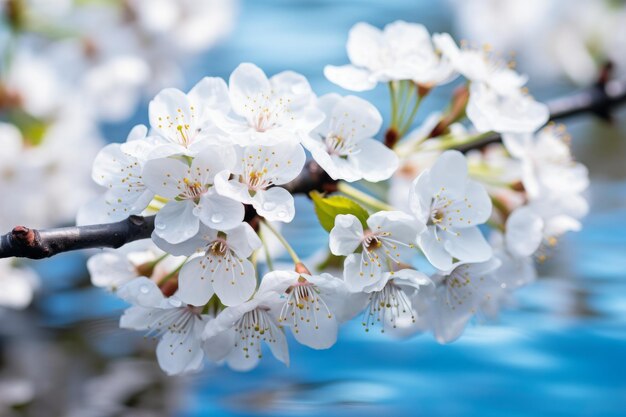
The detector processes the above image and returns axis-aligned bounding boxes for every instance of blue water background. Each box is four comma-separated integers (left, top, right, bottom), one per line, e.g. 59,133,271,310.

25,0,626,415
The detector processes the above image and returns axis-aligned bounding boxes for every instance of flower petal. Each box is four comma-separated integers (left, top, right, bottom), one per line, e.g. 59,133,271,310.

323,65,378,92
142,157,188,199
329,214,364,256
252,187,295,222
177,257,216,306
195,189,245,231
353,138,399,182
155,200,200,244
443,226,493,264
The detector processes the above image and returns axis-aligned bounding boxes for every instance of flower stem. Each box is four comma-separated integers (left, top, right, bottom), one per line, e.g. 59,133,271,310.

389,81,398,127
261,220,301,265
337,182,395,212
399,93,424,137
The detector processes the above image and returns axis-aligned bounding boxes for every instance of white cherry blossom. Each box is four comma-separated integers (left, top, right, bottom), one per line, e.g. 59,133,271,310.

409,150,493,271
148,77,229,158
361,269,431,337
433,32,549,134
259,270,357,349
202,286,288,372
329,211,423,292
503,126,589,199
214,142,306,222
86,125,156,222
142,146,244,243
302,94,398,182
87,240,185,292
324,21,456,91
213,63,324,146
153,223,262,307
427,257,502,343
118,277,208,375
466,82,550,134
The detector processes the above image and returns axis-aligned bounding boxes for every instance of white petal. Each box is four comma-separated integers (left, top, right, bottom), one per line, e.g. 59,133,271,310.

149,88,195,141
229,63,271,116
188,76,231,115
119,306,154,330
195,190,245,231
264,142,306,185
87,252,137,290
408,171,434,225
142,157,188,198
367,210,423,245
444,180,492,228
329,95,382,140
156,321,205,375
428,150,469,199
353,138,399,182
117,277,164,307
291,310,338,350
155,200,200,244
226,223,262,259
418,227,454,272
213,170,254,205
346,22,383,69
323,65,378,92
329,214,364,255
252,187,295,222
213,258,256,306
443,227,493,264
203,326,237,362
343,253,384,293
190,145,237,184
177,257,216,306
505,207,544,257
151,230,206,257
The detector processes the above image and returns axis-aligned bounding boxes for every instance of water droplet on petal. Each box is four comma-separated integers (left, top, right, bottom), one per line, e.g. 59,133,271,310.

211,213,224,223
139,285,150,294
277,210,288,218
263,201,276,211
168,298,182,308
155,223,166,230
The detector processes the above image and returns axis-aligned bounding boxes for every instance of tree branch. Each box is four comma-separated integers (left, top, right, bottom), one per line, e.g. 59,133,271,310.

0,216,154,259
2,75,626,260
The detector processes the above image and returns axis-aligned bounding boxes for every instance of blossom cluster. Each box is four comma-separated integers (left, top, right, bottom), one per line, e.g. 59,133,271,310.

0,0,236,309
82,21,589,375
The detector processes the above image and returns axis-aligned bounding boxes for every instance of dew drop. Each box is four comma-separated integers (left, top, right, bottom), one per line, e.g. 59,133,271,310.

168,298,182,308
211,213,224,223
139,285,150,294
155,223,166,230
263,201,277,211
277,210,288,218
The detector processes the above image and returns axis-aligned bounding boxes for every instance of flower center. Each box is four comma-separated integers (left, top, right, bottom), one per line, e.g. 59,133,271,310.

279,278,332,333
325,133,357,158
362,280,415,333
208,240,228,257
235,307,279,360
179,177,206,201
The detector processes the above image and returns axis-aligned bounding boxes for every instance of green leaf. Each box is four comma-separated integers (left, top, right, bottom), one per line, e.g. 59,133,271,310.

310,191,369,232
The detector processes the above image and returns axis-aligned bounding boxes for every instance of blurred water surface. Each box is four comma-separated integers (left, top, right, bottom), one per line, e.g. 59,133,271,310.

7,0,626,416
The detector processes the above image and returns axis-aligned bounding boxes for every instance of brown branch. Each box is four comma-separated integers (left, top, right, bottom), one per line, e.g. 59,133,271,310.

0,216,155,259
2,74,626,260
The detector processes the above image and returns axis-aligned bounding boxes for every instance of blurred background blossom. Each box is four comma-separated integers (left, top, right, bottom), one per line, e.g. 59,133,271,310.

0,0,625,416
